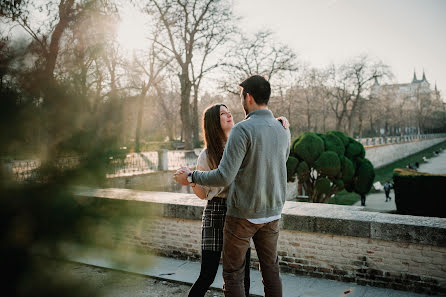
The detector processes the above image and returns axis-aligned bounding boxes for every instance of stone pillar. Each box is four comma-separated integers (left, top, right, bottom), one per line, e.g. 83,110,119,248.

158,149,168,171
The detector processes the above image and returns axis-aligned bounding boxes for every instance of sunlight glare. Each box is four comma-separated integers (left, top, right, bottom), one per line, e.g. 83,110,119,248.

116,8,148,53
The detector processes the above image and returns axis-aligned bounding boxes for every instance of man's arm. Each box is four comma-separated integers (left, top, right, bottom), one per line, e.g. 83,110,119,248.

192,125,249,187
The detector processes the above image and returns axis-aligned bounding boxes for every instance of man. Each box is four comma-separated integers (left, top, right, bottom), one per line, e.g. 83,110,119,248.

174,75,290,297
360,193,366,206
384,180,391,202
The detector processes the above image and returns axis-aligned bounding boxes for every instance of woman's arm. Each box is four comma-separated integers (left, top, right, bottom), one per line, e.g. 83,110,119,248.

191,183,207,199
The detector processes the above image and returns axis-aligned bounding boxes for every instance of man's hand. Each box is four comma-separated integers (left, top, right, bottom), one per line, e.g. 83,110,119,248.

173,167,192,186
277,116,289,129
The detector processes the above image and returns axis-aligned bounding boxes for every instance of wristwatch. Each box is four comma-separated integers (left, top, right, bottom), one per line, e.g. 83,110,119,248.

187,171,194,184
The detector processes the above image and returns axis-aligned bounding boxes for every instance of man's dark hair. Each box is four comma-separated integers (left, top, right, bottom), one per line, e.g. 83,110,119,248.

239,75,271,105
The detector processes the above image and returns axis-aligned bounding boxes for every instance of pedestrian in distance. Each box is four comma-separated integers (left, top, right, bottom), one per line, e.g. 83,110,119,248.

383,180,392,202
360,193,366,206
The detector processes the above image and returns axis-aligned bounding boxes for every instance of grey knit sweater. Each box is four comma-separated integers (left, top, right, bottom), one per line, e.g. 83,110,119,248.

192,109,290,219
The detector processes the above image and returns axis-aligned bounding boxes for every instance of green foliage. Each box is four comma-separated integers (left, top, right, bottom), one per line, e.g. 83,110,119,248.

315,177,331,194
293,132,324,165
323,132,345,156
344,182,354,193
354,158,375,194
393,168,446,217
288,130,375,203
286,156,299,181
290,135,302,157
314,151,340,177
334,179,344,189
341,157,355,183
328,130,349,147
345,137,365,160
296,161,310,181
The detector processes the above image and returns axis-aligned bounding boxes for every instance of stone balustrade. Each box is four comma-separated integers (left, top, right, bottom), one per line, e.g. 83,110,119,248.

72,187,446,295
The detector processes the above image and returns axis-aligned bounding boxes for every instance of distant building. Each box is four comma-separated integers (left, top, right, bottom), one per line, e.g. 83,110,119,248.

371,70,433,101
370,70,442,135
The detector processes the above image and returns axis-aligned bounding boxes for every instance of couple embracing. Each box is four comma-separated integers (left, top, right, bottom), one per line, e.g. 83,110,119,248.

174,75,291,297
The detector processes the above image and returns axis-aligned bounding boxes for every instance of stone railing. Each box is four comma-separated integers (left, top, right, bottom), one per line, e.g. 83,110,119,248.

357,133,446,147
365,136,446,169
3,133,446,181
72,187,446,295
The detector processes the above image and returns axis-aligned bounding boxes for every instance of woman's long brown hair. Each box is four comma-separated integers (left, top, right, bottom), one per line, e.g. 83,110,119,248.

203,104,228,169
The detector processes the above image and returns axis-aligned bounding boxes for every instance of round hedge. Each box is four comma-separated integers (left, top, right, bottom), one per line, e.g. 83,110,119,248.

286,156,299,179
341,157,355,183
288,130,375,200
314,151,341,177
354,158,375,194
296,161,310,180
328,130,349,147
315,177,331,195
345,138,365,160
293,132,325,165
334,179,344,189
324,132,345,156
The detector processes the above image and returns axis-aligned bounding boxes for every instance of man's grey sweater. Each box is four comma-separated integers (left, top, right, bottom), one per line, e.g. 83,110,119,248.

192,109,291,219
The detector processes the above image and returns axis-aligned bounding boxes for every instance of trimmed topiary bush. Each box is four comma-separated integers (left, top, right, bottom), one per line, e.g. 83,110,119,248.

393,168,446,217
314,151,341,177
354,158,375,195
287,130,375,203
292,132,325,166
323,132,345,157
286,156,299,181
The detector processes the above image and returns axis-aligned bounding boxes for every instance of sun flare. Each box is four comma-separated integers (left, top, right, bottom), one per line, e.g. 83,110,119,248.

116,8,148,53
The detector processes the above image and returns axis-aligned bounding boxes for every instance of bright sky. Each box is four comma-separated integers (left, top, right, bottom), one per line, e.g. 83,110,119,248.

233,0,446,97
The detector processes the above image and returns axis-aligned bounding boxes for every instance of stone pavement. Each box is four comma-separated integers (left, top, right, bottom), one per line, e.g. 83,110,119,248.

48,242,438,297
354,148,446,212
353,191,396,212
416,148,446,174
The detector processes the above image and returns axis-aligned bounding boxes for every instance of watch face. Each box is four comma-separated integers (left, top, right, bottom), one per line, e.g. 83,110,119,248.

187,174,192,182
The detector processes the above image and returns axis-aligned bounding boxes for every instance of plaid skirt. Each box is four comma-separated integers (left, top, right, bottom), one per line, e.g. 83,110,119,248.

201,197,227,251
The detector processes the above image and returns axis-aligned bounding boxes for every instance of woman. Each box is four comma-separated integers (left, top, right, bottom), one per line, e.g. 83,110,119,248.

176,103,288,297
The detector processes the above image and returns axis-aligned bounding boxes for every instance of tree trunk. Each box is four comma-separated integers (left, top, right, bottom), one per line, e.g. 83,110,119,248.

135,95,145,152
179,72,192,149
306,105,311,131
43,0,74,85
43,0,75,158
347,115,354,137
335,116,343,131
192,85,199,148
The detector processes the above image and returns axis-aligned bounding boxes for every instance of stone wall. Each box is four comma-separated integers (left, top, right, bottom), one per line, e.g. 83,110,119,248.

365,137,446,169
73,187,446,295
104,171,299,201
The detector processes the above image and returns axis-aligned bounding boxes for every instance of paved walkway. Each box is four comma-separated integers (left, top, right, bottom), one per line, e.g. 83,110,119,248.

354,148,446,212
417,148,446,174
46,242,438,297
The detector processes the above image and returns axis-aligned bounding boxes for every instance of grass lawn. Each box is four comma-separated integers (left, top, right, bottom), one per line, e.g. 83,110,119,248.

329,140,446,206
328,190,360,205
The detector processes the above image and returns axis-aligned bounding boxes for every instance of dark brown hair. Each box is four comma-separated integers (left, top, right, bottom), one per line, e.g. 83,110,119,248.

203,103,228,169
239,75,271,105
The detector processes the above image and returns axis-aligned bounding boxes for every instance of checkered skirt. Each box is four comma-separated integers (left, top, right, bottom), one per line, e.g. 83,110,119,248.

201,197,227,251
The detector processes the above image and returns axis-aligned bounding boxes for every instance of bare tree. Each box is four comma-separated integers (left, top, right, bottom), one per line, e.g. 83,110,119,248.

327,55,391,137
128,31,172,152
220,30,298,94
143,0,234,149
290,67,326,132
325,64,351,132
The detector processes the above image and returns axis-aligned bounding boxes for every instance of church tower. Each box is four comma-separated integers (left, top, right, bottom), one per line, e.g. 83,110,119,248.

412,70,418,83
